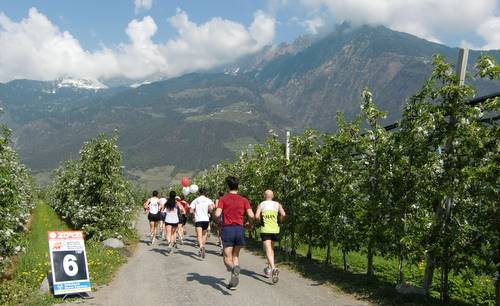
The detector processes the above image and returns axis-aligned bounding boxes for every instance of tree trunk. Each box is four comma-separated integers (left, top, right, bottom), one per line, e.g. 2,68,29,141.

367,242,374,277
291,228,296,257
423,255,435,295
307,234,312,260
343,249,348,272
495,275,499,306
441,264,450,303
398,253,404,284
325,241,331,264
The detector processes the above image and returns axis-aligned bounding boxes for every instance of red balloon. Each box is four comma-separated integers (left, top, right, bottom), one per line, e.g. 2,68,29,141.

181,177,190,187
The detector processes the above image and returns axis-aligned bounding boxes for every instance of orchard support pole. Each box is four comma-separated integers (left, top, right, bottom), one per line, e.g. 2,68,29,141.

423,48,469,301
284,130,291,257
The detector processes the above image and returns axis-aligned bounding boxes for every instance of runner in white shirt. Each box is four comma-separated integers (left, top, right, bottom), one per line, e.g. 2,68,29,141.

189,188,214,258
143,190,161,245
164,191,180,253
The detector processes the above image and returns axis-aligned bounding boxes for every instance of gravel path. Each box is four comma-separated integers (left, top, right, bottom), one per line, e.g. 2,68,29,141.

64,215,370,306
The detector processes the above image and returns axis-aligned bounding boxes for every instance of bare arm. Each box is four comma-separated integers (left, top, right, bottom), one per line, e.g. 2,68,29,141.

246,208,255,221
278,203,286,222
215,207,222,219
255,205,262,221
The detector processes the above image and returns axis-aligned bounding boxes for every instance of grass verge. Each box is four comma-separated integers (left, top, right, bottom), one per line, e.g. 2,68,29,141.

243,230,493,306
0,201,133,306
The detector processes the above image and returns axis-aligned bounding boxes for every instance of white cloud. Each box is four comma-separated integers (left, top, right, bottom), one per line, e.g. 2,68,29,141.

134,0,153,14
0,8,275,82
477,16,500,50
298,0,499,48
302,16,324,34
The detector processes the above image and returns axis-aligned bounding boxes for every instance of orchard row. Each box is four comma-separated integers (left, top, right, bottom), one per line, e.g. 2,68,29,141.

194,55,500,304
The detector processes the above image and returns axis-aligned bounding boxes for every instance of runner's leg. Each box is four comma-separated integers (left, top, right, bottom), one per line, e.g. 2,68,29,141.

231,245,241,268
223,246,234,270
263,239,275,269
196,226,203,247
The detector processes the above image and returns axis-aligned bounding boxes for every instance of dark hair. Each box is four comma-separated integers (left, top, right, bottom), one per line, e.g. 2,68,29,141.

199,187,208,195
226,176,239,191
166,190,177,210
152,190,158,197
218,191,224,197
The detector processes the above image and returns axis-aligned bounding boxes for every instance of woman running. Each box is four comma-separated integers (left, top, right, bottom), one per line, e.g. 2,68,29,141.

158,193,167,239
176,196,188,244
143,190,161,245
164,191,180,253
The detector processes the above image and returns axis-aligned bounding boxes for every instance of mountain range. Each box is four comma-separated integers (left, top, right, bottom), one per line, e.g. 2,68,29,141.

1,25,499,187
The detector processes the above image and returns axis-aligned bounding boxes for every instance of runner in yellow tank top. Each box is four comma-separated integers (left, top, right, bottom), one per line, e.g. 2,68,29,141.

255,190,286,284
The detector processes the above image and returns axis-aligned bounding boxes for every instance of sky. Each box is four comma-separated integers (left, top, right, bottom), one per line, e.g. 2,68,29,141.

0,0,499,83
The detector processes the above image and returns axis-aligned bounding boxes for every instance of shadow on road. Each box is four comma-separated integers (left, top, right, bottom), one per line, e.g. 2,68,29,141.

186,272,231,295
176,249,203,261
150,248,169,256
240,268,273,285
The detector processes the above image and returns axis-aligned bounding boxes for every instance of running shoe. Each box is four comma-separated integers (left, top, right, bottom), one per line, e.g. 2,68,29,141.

228,265,240,289
271,268,280,284
264,267,271,278
167,243,173,254
200,247,206,259
180,238,184,245
151,236,155,245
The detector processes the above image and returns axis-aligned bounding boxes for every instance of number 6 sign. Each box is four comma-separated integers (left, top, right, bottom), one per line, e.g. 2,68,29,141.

48,231,91,296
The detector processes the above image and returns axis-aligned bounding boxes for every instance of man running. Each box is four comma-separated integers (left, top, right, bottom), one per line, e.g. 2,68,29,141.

255,189,286,284
189,188,214,258
143,190,161,245
215,176,254,290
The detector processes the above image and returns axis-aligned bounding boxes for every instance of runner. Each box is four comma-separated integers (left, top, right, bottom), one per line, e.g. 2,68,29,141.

143,190,161,245
175,195,188,244
158,193,167,240
215,191,224,252
189,188,214,259
215,176,254,290
255,189,286,284
164,191,180,253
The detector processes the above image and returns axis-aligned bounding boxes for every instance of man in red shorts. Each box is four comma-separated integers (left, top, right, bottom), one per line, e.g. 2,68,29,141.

215,176,254,290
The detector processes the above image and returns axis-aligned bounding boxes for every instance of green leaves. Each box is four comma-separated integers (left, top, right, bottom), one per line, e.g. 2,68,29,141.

49,134,136,240
194,54,499,304
0,120,35,274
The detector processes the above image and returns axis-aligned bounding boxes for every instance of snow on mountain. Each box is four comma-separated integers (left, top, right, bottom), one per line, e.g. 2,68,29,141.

56,78,107,90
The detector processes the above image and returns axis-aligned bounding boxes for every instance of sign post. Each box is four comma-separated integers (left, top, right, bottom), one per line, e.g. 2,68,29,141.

48,231,91,297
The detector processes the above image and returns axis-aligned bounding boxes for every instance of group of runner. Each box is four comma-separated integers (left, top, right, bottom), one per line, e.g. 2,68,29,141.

143,176,286,290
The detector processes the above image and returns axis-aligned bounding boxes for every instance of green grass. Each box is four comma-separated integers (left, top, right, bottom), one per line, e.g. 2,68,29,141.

223,137,257,154
243,230,494,306
0,201,131,306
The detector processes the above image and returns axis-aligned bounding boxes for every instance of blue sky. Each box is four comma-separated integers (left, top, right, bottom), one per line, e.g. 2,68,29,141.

0,0,499,83
0,0,306,49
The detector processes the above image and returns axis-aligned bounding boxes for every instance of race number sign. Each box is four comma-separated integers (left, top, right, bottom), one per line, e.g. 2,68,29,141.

48,231,91,295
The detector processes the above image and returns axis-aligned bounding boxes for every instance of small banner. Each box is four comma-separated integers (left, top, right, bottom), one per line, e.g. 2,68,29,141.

48,231,91,296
